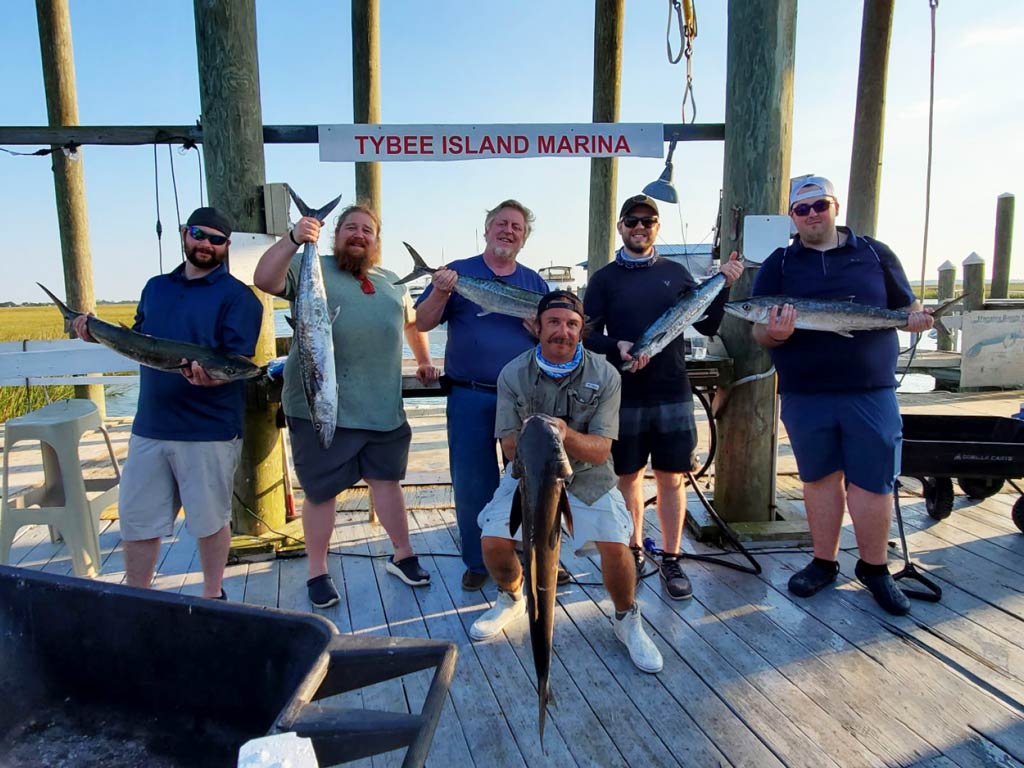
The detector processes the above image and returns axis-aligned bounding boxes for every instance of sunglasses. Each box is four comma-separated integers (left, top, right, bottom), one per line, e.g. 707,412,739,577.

790,199,833,217
187,226,229,246
622,215,659,228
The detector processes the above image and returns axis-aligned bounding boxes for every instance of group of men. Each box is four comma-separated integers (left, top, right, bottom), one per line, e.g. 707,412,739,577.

76,173,930,673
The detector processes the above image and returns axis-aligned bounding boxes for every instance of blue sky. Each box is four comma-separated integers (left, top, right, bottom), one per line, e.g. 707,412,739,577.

1,1,1021,303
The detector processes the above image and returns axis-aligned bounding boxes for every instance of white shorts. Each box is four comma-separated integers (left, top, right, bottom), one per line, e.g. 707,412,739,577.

118,435,243,541
478,471,632,554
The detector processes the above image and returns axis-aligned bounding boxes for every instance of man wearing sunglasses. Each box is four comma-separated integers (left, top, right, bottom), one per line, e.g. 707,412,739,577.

73,206,263,600
583,194,743,602
750,176,934,615
255,203,440,609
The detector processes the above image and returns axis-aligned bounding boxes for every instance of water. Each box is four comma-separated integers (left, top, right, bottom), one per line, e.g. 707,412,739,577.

99,317,936,417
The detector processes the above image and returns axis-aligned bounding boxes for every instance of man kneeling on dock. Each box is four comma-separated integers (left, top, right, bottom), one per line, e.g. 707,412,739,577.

468,290,663,673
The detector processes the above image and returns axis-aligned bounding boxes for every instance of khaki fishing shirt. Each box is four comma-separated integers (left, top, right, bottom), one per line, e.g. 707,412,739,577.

495,348,620,505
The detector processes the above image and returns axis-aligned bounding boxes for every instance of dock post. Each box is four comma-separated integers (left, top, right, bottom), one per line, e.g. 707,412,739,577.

352,0,382,215
963,252,986,312
936,260,956,352
991,193,1014,299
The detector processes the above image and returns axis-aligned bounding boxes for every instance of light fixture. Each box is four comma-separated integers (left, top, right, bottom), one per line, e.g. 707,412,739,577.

642,139,678,203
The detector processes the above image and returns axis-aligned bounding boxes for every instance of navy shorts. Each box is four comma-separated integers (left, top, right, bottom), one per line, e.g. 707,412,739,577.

287,417,412,504
612,399,697,475
780,388,902,495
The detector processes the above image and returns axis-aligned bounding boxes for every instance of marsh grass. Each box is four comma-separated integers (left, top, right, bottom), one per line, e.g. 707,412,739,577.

0,304,137,421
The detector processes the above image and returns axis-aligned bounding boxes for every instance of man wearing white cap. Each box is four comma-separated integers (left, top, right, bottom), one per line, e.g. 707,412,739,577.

749,176,933,615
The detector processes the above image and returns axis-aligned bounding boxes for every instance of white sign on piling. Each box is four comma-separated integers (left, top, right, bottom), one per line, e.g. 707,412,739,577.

318,123,664,162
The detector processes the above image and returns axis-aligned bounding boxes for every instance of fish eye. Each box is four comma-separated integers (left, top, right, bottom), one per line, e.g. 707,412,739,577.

314,423,322,431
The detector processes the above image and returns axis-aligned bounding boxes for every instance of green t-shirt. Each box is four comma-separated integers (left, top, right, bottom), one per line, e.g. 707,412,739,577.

279,255,413,431
495,348,621,504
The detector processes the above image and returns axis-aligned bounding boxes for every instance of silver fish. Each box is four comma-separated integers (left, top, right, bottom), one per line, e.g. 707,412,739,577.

38,283,262,381
287,188,343,449
623,272,727,370
509,414,574,747
723,294,963,337
395,242,545,319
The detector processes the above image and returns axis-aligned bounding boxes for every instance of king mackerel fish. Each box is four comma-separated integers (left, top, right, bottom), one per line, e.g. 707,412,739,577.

287,187,343,449
395,242,545,319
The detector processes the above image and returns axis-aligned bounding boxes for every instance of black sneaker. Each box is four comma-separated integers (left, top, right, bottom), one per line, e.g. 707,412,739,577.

462,569,488,591
386,555,431,587
788,558,840,598
855,560,911,616
307,574,340,608
660,555,692,600
631,546,646,582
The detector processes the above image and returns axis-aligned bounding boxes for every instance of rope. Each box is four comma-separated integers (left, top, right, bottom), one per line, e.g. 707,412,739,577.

919,0,939,297
666,0,698,123
153,144,164,273
167,144,185,262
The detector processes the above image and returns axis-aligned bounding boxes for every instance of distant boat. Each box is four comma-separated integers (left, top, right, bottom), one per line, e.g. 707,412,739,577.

539,265,579,294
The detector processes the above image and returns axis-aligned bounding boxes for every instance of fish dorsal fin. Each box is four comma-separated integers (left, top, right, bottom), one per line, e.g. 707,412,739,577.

509,486,523,538
475,310,493,317
285,315,295,329
834,330,854,338
330,307,341,324
557,485,574,543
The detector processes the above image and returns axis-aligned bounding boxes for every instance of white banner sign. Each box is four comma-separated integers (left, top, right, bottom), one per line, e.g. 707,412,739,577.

318,123,664,162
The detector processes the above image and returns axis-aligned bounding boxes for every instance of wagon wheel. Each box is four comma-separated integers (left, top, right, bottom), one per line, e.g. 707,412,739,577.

1013,497,1024,534
957,477,1005,500
922,477,954,520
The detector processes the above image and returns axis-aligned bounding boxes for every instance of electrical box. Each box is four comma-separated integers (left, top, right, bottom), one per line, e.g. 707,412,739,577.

263,183,291,236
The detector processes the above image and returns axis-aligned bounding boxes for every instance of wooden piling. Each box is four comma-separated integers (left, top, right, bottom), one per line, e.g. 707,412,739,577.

352,0,382,213
991,193,1014,300
936,260,956,352
963,252,985,312
194,0,284,535
35,0,104,416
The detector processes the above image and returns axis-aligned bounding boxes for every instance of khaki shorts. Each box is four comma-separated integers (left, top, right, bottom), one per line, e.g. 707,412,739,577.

478,471,632,554
118,435,243,541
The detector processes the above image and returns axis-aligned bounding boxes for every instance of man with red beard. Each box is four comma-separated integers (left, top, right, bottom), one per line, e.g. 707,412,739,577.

256,203,440,609
73,207,263,600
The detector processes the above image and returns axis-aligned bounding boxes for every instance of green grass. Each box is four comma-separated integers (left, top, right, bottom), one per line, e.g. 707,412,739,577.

0,303,137,421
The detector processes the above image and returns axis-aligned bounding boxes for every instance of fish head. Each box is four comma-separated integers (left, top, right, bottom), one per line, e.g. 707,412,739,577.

311,405,337,449
515,415,572,482
206,358,264,381
723,297,774,324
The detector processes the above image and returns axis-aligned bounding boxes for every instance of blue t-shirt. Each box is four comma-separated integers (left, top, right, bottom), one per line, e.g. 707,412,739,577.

751,228,916,393
415,255,548,385
132,263,264,441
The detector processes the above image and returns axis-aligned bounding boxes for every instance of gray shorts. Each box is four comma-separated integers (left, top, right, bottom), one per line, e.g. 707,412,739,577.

118,435,243,541
287,417,412,504
478,471,632,553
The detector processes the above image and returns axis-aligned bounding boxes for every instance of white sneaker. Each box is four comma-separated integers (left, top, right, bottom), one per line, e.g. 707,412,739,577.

470,588,526,641
613,603,663,673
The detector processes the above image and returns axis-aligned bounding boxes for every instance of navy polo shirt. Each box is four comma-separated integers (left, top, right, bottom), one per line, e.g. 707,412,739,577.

751,228,916,393
132,263,263,441
415,255,548,385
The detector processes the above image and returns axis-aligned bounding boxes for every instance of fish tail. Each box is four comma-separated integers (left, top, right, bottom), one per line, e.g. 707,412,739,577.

931,293,965,337
538,680,553,751
287,186,343,222
394,241,438,285
37,282,77,334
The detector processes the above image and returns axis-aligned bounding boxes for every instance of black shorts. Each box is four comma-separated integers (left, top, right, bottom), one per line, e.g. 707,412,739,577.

287,417,412,504
612,400,697,475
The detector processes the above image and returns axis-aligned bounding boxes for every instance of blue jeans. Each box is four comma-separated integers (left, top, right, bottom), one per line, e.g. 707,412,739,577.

446,386,502,573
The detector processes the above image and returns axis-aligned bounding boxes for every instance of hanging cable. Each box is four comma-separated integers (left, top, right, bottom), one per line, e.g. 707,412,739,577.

919,0,939,297
195,143,205,207
665,0,699,123
167,144,185,262
153,144,164,273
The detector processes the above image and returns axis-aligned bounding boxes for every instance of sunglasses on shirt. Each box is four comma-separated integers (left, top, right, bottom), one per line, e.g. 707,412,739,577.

790,199,833,217
622,215,659,228
187,226,229,246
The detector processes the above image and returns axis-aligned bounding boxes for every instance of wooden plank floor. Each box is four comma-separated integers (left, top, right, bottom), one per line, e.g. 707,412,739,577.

3,391,1024,767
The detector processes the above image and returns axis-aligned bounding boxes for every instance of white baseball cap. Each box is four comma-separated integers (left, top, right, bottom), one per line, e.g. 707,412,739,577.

789,175,836,207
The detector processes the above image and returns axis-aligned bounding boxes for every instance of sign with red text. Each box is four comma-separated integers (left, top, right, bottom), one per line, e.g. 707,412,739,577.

318,123,664,162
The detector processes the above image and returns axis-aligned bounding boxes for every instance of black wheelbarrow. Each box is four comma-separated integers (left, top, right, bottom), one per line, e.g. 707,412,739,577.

0,565,457,767
901,414,1024,529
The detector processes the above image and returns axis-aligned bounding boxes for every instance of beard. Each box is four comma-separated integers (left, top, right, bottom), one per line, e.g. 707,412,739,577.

333,241,381,275
184,243,225,270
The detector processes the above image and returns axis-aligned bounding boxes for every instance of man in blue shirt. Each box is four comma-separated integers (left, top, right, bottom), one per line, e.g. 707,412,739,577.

750,176,933,615
415,200,550,590
74,207,263,600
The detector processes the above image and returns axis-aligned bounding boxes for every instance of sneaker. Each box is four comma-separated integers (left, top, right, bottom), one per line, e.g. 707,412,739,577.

461,569,488,591
386,555,430,587
557,564,572,586
469,588,526,641
612,603,663,673
631,546,647,581
788,558,840,598
660,555,693,600
855,560,911,616
307,574,340,609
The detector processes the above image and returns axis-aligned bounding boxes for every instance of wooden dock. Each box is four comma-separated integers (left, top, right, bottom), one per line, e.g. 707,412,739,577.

3,390,1024,767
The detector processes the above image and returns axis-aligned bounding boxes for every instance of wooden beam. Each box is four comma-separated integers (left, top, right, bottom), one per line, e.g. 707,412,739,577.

715,0,797,524
194,0,284,536
352,0,382,213
991,193,1015,299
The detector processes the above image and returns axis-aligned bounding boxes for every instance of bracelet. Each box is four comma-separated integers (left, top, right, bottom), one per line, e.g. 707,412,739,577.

288,229,300,246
